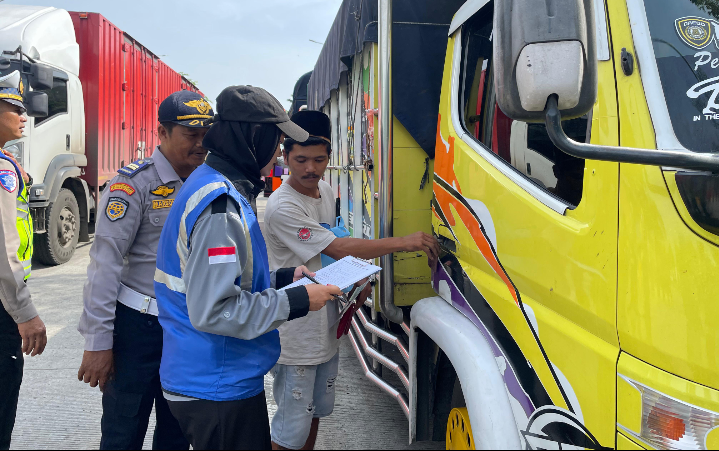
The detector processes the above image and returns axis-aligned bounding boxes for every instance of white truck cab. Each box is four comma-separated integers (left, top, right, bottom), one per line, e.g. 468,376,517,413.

1,5,92,265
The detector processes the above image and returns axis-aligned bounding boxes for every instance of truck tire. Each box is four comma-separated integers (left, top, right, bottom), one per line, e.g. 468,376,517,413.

34,188,80,265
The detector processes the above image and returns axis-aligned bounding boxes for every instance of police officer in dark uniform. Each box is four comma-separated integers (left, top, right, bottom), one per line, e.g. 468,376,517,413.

77,91,213,450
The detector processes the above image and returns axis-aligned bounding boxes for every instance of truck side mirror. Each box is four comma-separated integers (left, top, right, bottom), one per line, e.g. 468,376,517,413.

493,0,598,122
29,64,53,91
25,91,48,118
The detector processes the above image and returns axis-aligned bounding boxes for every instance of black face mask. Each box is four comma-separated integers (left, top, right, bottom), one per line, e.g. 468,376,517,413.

203,121,282,198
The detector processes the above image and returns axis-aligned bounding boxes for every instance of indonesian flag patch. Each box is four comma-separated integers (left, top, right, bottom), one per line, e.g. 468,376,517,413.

208,247,237,265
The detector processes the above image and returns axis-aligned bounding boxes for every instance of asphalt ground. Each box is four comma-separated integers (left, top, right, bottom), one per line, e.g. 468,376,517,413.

9,198,442,450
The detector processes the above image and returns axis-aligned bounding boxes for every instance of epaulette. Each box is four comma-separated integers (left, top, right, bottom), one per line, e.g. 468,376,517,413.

117,158,153,178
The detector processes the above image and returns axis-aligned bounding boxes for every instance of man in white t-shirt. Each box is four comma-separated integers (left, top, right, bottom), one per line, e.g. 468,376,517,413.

264,111,439,450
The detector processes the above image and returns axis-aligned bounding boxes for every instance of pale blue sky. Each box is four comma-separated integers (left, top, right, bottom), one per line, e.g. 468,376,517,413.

4,0,340,107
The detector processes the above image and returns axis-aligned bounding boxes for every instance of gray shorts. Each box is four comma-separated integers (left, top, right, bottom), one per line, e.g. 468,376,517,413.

270,352,340,449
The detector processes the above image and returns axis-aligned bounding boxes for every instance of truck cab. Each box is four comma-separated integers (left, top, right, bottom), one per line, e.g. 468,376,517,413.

307,0,719,448
433,0,719,447
0,5,91,265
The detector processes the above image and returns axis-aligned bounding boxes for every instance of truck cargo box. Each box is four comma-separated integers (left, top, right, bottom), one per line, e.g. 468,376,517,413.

70,12,202,188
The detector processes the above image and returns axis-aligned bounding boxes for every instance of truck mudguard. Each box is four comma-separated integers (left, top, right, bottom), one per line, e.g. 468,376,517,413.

32,153,88,205
409,297,521,449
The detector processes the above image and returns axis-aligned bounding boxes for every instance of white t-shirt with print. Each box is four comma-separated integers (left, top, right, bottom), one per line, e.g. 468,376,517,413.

264,180,339,365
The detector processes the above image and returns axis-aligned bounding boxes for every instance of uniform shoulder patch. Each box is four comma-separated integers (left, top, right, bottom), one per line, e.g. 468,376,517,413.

298,227,312,241
106,197,129,222
0,170,18,193
151,185,175,198
117,159,153,178
110,183,135,196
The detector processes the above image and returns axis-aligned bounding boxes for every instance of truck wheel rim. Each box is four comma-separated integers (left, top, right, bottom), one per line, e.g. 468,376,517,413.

446,407,475,450
58,206,77,248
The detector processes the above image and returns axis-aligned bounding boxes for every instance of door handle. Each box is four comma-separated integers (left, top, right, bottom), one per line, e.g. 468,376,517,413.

66,134,71,151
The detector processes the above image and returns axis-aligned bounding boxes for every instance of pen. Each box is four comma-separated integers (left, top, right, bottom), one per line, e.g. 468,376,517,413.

302,271,347,303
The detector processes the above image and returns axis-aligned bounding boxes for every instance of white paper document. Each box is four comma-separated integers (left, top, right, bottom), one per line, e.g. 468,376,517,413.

279,256,382,291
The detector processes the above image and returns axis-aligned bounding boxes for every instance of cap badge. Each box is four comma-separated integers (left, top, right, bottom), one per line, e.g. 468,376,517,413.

184,99,212,115
151,185,175,198
18,79,24,96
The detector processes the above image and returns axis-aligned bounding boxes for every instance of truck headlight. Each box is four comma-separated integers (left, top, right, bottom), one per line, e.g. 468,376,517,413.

621,376,719,450
3,142,23,167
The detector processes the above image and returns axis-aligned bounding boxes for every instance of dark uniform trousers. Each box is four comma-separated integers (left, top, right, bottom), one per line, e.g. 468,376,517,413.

167,392,272,450
0,304,22,451
100,303,189,450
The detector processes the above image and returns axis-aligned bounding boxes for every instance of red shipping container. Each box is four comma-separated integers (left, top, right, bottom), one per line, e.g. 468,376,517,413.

69,12,202,189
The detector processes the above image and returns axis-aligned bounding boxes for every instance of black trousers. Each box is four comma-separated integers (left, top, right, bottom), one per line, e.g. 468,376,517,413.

0,305,22,451
167,391,272,450
100,303,189,450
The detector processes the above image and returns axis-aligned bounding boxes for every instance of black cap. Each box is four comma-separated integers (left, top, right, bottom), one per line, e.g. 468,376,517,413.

289,110,331,144
158,91,214,128
215,85,309,142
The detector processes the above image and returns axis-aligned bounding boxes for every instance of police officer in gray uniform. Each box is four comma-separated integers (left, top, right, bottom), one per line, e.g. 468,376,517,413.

77,91,213,450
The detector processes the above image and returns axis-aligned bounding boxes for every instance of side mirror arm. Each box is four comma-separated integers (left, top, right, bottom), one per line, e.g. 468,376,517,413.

544,95,719,173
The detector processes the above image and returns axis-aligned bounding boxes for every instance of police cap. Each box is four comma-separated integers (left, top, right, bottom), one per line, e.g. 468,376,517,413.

159,91,214,128
0,71,26,112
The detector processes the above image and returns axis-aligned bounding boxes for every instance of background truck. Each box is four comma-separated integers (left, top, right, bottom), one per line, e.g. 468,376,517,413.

304,0,719,449
0,5,202,265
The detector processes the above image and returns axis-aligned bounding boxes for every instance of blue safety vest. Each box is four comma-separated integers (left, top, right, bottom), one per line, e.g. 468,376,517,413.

154,164,278,401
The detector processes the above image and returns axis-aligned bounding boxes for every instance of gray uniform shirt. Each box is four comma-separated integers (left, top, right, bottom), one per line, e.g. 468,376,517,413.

79,148,182,351
0,157,36,324
182,195,308,340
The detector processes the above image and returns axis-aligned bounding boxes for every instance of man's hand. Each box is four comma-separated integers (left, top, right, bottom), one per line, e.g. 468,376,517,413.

293,266,315,283
17,316,47,356
78,350,114,392
305,284,343,311
400,231,440,267
2,150,29,184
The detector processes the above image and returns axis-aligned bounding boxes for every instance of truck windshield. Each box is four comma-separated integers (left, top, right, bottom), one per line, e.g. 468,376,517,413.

646,0,719,153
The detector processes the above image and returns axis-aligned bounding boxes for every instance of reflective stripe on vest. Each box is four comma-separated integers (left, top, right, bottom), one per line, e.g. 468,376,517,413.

155,164,277,402
17,183,32,279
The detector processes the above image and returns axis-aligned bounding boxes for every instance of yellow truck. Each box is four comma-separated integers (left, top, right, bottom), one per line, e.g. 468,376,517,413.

303,0,719,448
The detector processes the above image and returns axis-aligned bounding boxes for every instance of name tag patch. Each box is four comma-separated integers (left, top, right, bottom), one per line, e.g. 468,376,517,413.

110,183,135,196
0,170,18,193
152,199,174,210
208,247,237,265
106,197,129,221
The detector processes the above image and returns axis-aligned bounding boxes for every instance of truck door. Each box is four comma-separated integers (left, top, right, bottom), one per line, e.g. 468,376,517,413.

433,4,619,447
31,72,72,179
